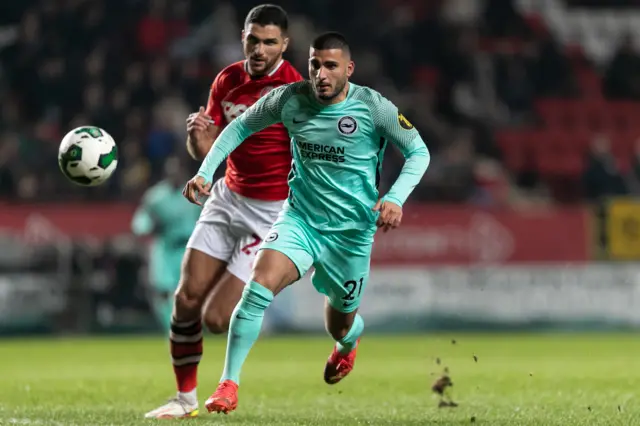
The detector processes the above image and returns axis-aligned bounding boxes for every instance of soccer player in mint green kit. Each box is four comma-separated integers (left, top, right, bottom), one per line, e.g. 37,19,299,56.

132,156,201,333
183,32,430,414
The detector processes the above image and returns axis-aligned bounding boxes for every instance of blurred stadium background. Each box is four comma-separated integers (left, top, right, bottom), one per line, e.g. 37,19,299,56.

3,0,640,335
3,0,640,424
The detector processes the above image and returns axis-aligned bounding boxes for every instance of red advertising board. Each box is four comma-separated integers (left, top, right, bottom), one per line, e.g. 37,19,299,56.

0,203,137,240
0,203,590,264
372,205,590,264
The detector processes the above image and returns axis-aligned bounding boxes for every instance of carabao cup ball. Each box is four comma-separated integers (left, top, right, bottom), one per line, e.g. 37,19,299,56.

58,126,118,187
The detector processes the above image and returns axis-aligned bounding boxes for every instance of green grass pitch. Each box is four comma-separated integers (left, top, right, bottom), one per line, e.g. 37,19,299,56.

0,333,638,425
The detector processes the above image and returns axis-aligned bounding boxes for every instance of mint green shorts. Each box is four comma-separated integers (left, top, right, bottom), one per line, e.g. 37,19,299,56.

260,209,373,313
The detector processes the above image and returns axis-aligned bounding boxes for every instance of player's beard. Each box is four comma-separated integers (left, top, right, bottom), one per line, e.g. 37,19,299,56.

248,54,281,77
316,77,347,101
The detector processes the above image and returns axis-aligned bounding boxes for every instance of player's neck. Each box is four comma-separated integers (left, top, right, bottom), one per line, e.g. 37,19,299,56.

318,82,351,106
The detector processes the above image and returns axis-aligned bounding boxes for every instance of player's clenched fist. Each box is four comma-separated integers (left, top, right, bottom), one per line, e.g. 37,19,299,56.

372,199,403,232
186,106,213,135
183,175,211,206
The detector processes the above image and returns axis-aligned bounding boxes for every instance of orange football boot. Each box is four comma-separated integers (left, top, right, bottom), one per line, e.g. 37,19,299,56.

323,338,360,384
205,380,239,414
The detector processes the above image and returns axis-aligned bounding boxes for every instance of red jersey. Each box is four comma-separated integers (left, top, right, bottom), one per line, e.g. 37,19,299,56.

205,59,303,201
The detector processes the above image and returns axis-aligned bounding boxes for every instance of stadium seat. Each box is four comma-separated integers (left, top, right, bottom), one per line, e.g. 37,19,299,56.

495,130,530,173
515,0,640,65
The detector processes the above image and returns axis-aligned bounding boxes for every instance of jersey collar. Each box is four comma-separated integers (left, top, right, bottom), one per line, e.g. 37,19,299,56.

268,59,284,76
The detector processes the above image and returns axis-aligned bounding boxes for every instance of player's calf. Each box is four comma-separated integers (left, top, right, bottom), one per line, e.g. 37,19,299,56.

206,249,299,413
170,316,203,396
169,249,226,404
323,302,364,384
324,301,363,353
219,249,299,375
204,280,274,414
202,272,246,334
215,249,299,372
202,310,230,335
325,303,358,342
172,248,226,325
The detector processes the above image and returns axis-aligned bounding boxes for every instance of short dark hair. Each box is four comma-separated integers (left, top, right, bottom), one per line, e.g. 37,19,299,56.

244,4,288,32
311,32,350,55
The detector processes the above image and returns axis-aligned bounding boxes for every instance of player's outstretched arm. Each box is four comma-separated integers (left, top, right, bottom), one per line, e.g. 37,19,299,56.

372,131,429,231
373,98,430,207
384,131,429,206
196,84,291,184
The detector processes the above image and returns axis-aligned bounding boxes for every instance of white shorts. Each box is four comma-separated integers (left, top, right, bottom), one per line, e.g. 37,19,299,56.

186,179,284,283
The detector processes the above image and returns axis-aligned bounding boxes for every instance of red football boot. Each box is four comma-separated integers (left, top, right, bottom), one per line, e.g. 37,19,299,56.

323,338,360,384
205,380,239,414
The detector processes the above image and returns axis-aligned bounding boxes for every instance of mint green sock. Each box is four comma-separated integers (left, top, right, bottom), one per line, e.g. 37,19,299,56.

220,281,273,385
336,314,364,354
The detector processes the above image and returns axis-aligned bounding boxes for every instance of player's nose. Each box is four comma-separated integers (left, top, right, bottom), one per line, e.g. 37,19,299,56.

317,68,329,80
254,43,266,55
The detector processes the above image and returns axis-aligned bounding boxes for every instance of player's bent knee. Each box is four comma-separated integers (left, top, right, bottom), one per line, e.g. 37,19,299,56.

174,284,203,315
174,275,211,316
174,249,227,317
203,311,229,334
202,273,245,333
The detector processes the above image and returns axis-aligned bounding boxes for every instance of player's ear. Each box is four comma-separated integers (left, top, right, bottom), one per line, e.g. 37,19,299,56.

282,36,290,53
241,29,245,44
346,60,355,78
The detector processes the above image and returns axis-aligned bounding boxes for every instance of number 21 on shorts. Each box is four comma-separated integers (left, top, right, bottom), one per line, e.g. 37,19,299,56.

341,277,364,308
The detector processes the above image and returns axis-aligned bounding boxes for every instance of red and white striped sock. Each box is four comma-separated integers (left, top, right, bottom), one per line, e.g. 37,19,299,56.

170,316,203,403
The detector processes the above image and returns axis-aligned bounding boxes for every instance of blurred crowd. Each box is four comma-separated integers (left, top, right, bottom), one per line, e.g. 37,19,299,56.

2,0,640,205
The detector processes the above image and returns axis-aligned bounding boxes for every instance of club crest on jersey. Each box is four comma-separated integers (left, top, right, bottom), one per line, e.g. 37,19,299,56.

265,232,278,242
260,86,275,97
398,113,414,130
338,116,358,135
222,101,247,123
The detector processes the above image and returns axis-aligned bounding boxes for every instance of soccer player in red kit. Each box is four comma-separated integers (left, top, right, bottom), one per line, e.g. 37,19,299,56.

144,4,302,419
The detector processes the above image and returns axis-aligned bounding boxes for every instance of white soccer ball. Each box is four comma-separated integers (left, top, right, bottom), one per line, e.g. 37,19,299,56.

58,126,118,186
